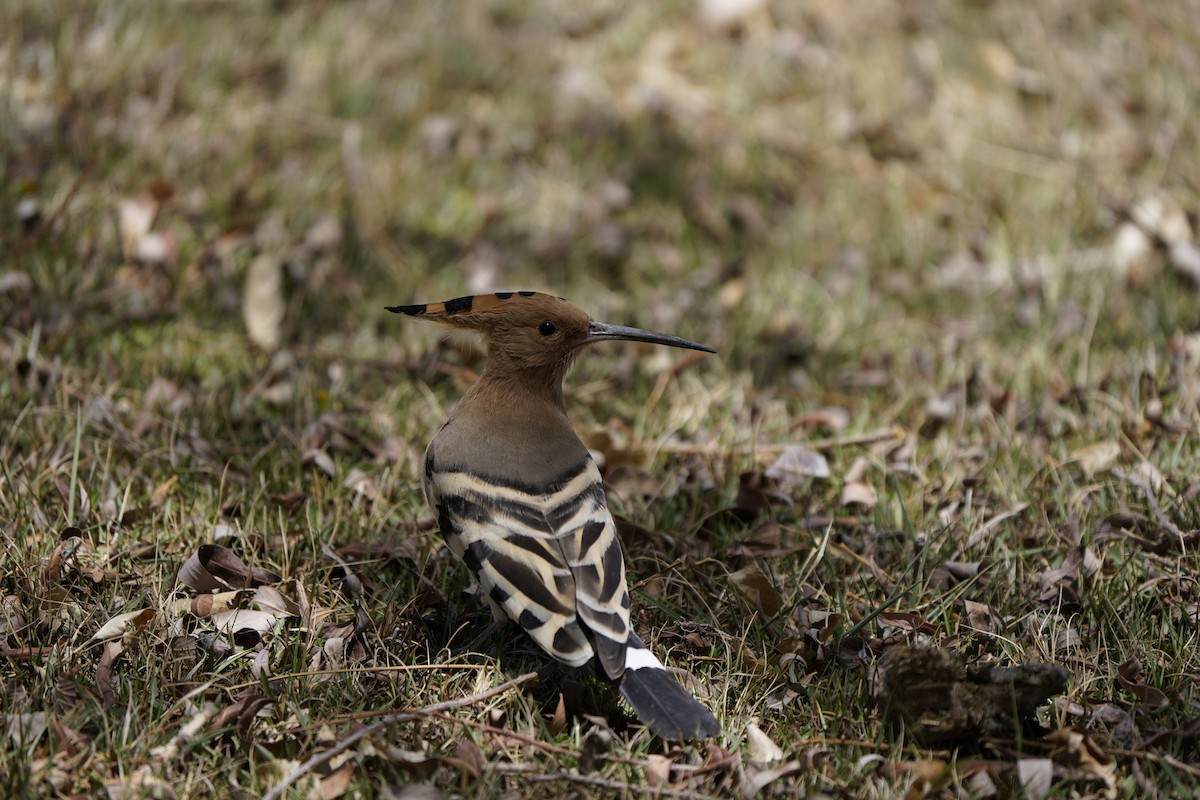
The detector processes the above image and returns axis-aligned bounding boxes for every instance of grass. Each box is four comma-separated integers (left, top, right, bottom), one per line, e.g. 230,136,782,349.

3,1,1200,797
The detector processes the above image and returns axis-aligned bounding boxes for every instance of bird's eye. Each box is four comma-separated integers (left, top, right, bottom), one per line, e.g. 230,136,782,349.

538,321,558,337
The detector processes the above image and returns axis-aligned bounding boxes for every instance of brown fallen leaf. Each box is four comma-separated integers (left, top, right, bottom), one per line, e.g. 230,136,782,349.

797,406,851,432
1115,656,1169,708
900,758,950,800
343,469,383,502
45,527,85,584
91,608,154,642
1044,727,1117,799
740,759,805,797
167,590,251,619
321,544,364,597
317,764,356,800
605,463,665,500
1068,441,1120,477
184,543,283,590
97,640,124,708
927,559,990,591
547,693,568,735
151,475,178,507
877,611,938,636
1037,545,1101,606
644,754,671,788
104,767,177,800
962,600,1001,639
444,740,485,781
4,712,48,748
729,564,782,618
735,471,794,518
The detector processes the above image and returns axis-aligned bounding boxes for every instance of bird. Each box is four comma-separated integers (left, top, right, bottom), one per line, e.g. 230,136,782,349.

388,290,720,740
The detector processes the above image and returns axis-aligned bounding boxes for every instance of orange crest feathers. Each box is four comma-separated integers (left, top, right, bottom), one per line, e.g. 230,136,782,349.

386,291,565,327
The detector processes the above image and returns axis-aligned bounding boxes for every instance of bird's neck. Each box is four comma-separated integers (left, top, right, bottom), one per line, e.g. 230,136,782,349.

442,359,588,482
451,364,568,434
463,355,569,415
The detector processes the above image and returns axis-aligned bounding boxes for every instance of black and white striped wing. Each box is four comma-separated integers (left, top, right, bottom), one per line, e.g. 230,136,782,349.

427,460,632,676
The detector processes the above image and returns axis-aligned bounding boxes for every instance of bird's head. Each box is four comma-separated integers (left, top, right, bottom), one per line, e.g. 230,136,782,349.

387,291,715,375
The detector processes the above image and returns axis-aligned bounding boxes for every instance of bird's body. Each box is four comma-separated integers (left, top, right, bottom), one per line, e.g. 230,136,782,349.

389,291,720,740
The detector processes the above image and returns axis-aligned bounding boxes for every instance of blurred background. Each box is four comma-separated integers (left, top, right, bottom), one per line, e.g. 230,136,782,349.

6,0,1198,393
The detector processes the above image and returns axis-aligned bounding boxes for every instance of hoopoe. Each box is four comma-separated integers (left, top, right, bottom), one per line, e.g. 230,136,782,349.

389,291,720,740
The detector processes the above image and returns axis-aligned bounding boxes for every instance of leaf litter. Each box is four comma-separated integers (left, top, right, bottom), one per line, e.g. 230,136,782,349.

5,0,1200,796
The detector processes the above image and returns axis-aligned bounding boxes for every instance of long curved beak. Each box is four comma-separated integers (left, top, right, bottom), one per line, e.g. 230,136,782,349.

586,321,716,353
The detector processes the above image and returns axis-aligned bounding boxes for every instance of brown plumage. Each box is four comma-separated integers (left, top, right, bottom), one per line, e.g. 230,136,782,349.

389,291,720,740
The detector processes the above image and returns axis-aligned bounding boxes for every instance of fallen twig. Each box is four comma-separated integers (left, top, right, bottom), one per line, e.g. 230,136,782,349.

519,767,722,800
653,427,905,459
262,670,539,800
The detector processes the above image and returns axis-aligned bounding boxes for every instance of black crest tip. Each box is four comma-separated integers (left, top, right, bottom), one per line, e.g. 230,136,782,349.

386,304,426,316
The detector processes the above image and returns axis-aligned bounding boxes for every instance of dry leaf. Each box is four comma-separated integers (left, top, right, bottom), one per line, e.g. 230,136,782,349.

210,609,281,640
729,564,781,618
3,712,48,748
962,600,1000,638
741,760,805,796
303,448,336,478
176,551,227,593
644,754,672,788
1044,727,1117,799
903,759,949,800
699,0,767,29
1115,657,1169,708
745,723,784,765
316,764,355,800
97,640,124,708
841,480,877,508
0,271,33,296
343,469,382,502
253,584,300,616
150,703,217,761
605,463,664,499
190,543,282,589
1016,758,1053,800
734,472,793,517
322,544,364,597
117,194,158,257
843,456,870,483
799,406,850,432
1069,441,1120,477
92,608,154,642
547,693,568,735
1038,545,1101,605
381,785,443,800
104,767,177,800
167,590,249,618
446,740,485,781
243,253,284,350
765,445,830,486
1170,240,1200,286
1,594,28,639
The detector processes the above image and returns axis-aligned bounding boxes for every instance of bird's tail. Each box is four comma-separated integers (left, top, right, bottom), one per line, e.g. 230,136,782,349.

618,633,720,740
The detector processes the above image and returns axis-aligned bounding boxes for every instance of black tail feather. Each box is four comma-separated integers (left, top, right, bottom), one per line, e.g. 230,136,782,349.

618,634,720,741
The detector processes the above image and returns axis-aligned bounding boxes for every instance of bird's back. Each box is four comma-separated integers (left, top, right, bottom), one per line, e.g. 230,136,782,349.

424,396,632,679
